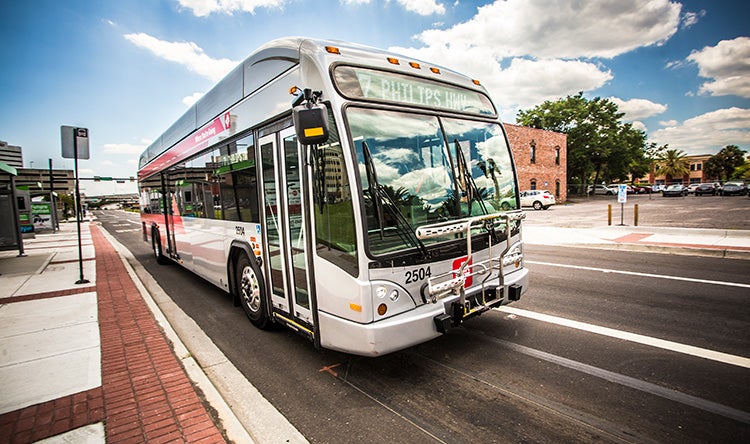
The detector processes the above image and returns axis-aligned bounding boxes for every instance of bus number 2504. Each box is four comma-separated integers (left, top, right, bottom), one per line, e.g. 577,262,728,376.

405,267,431,284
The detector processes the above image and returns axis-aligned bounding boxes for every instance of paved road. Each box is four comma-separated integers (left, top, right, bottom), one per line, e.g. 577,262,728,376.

95,210,750,443
526,193,750,229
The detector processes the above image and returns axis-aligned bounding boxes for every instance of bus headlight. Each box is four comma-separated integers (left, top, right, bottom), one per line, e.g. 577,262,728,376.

376,286,388,299
370,281,415,321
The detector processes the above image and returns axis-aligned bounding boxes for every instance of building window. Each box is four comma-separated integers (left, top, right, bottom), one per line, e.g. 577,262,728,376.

555,180,560,198
555,146,560,165
530,140,536,164
530,179,537,190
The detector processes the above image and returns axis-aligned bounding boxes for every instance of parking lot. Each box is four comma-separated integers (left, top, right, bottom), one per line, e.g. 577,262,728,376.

523,192,750,230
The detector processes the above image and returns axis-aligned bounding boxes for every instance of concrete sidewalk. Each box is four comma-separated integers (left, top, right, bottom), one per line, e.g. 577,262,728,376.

524,225,750,259
0,222,234,443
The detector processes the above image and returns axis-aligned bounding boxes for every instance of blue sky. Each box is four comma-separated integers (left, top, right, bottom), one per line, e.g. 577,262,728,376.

1,0,748,195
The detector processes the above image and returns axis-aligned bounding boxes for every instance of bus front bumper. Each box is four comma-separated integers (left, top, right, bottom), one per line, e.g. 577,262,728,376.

318,268,528,357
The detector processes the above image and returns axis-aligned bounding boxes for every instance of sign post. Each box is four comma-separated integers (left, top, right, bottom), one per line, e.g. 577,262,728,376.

617,184,627,226
61,125,90,284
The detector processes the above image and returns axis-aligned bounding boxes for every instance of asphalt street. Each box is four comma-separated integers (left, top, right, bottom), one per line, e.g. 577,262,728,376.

94,205,749,443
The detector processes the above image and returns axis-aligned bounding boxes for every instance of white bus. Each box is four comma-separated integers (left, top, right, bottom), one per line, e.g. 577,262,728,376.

138,37,528,356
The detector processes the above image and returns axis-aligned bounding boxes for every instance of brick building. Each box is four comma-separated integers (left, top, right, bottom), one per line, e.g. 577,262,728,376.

639,154,716,186
504,123,567,203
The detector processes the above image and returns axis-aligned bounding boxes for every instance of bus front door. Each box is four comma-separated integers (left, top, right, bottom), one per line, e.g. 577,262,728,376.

259,128,315,334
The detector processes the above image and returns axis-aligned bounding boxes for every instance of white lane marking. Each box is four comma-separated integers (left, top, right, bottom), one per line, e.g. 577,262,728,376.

526,260,750,289
496,306,750,369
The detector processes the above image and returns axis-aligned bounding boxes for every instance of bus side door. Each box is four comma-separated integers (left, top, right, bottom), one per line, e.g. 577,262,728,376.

259,127,315,331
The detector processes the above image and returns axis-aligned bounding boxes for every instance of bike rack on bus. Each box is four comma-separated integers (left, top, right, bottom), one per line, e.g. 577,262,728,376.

415,210,526,327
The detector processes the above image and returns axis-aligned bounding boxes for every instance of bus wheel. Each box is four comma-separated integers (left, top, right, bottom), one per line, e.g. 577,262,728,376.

152,230,169,265
236,254,270,329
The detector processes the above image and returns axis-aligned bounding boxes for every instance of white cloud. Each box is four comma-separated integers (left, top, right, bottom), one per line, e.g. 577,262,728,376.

631,121,647,132
103,142,149,155
396,0,445,15
178,0,286,17
183,92,205,107
390,0,684,120
680,9,705,29
687,37,750,98
412,0,681,60
124,32,237,82
609,97,668,121
649,107,750,155
491,58,612,113
659,119,678,127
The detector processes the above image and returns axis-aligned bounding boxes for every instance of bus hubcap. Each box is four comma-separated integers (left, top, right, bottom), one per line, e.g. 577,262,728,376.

240,266,261,312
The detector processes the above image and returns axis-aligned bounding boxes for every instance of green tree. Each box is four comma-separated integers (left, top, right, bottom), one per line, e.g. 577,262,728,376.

704,145,747,181
516,92,647,192
655,149,689,183
57,193,75,219
733,159,750,180
630,142,667,182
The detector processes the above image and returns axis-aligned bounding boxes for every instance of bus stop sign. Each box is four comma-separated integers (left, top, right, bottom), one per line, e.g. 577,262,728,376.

61,126,90,159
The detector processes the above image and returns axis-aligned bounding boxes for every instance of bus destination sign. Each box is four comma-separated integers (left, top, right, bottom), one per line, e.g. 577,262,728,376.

334,66,495,116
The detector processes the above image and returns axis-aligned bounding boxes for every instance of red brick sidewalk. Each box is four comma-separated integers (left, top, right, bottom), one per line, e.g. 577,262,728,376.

0,224,228,443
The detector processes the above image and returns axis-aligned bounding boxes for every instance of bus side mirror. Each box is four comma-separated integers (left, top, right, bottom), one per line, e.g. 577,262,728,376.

293,102,329,145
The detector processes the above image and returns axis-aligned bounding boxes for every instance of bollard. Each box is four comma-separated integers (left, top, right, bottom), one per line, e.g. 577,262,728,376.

608,204,612,226
634,204,639,226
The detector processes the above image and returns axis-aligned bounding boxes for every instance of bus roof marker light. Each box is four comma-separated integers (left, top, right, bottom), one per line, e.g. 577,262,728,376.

430,67,441,74
409,62,421,69
387,57,399,65
325,46,340,54
472,79,481,86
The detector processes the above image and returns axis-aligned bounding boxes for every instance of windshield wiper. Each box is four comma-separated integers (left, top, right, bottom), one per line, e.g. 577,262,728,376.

362,141,429,257
362,141,385,238
452,139,488,215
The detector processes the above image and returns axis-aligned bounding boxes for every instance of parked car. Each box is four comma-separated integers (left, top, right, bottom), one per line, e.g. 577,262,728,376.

520,190,556,210
662,184,687,197
632,184,652,194
720,181,748,196
686,183,701,194
609,184,635,194
587,184,615,195
694,183,719,196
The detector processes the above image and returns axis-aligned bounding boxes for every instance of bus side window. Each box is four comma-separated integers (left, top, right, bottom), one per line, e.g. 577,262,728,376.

313,111,358,276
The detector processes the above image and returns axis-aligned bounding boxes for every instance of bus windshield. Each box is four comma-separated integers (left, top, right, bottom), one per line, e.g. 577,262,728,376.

348,107,517,256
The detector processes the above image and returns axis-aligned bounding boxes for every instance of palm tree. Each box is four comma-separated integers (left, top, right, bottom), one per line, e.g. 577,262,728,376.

656,149,690,184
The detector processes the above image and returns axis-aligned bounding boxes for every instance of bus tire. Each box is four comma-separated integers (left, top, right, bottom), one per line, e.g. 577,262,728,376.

236,253,270,329
152,230,169,265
